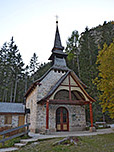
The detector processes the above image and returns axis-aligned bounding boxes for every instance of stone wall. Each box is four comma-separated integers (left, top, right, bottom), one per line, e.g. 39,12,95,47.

26,87,38,133
12,116,18,127
68,105,86,131
35,104,86,132
29,69,66,133
49,104,86,131
36,104,46,132
0,115,20,128
0,115,4,126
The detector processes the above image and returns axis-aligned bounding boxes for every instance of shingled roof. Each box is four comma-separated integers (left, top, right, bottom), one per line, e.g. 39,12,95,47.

38,70,70,102
0,102,25,114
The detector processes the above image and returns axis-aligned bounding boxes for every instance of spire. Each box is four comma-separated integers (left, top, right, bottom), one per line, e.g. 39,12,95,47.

52,19,64,51
48,19,68,71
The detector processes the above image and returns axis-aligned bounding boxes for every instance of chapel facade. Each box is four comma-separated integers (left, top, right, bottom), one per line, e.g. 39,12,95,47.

25,21,95,133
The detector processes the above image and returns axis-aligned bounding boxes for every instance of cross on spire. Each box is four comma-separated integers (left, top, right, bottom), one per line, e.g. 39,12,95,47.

56,15,58,25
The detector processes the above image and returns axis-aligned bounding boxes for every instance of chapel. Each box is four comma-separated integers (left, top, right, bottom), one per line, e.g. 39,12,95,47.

25,20,95,133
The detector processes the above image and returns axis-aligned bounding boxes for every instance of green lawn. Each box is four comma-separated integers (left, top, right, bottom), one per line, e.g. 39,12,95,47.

17,133,114,152
0,135,30,148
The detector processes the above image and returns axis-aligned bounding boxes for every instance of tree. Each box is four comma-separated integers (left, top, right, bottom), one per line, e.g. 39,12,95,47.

0,37,25,102
65,30,80,77
94,42,114,118
29,53,39,81
79,28,98,97
34,62,51,80
7,37,25,102
24,65,29,93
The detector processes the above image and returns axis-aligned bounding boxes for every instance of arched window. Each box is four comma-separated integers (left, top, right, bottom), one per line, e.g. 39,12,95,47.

54,90,69,100
54,89,85,101
71,90,85,100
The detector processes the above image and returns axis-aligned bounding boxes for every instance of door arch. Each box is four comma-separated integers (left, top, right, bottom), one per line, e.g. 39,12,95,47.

56,107,69,131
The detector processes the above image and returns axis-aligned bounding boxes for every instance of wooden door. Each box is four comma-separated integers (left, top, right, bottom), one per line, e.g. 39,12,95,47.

56,107,69,131
18,115,25,126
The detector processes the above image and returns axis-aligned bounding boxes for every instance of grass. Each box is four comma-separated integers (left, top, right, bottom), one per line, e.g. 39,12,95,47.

17,133,114,152
0,135,30,148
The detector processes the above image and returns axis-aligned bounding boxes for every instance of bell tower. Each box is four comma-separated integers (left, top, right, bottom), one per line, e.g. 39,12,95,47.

48,19,69,71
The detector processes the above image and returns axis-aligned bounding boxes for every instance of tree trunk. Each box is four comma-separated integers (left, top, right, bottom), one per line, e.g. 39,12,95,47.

103,113,105,122
2,90,5,102
10,82,13,102
25,76,27,93
13,77,18,102
4,90,7,102
77,53,80,78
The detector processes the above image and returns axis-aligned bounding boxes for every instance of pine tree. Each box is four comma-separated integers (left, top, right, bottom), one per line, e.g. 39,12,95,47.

79,28,98,97
0,37,25,102
65,30,80,77
29,53,39,82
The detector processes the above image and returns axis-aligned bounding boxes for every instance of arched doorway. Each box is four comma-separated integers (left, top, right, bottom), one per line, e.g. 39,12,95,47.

56,107,69,131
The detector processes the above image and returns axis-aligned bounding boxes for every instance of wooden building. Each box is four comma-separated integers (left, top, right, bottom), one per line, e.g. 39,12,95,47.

0,102,25,131
25,21,95,133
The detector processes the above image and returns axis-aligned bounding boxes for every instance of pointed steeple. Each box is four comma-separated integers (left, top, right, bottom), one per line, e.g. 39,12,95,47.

49,20,67,60
52,21,64,51
48,20,68,71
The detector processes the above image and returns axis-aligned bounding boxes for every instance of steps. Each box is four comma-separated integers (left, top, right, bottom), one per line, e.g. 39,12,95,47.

14,142,27,147
20,138,38,143
0,137,37,152
0,147,19,152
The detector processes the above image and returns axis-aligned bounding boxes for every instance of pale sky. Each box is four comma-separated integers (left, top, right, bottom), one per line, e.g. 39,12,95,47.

0,0,114,65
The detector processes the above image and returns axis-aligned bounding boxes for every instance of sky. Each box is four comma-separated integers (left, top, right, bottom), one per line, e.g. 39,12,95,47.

0,0,114,65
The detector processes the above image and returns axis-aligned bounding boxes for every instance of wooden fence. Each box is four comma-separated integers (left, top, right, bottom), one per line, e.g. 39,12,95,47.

0,123,30,146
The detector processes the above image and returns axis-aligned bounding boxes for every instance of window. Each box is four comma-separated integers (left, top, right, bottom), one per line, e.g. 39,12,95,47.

5,115,12,124
54,89,85,101
56,108,61,123
54,90,69,100
63,108,67,123
71,91,85,100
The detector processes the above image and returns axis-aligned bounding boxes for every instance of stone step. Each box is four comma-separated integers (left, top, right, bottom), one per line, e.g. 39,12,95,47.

14,142,27,147
20,138,38,143
0,147,19,152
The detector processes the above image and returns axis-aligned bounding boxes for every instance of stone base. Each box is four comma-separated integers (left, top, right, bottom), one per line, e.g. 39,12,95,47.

45,129,50,135
70,126,86,131
89,127,96,132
